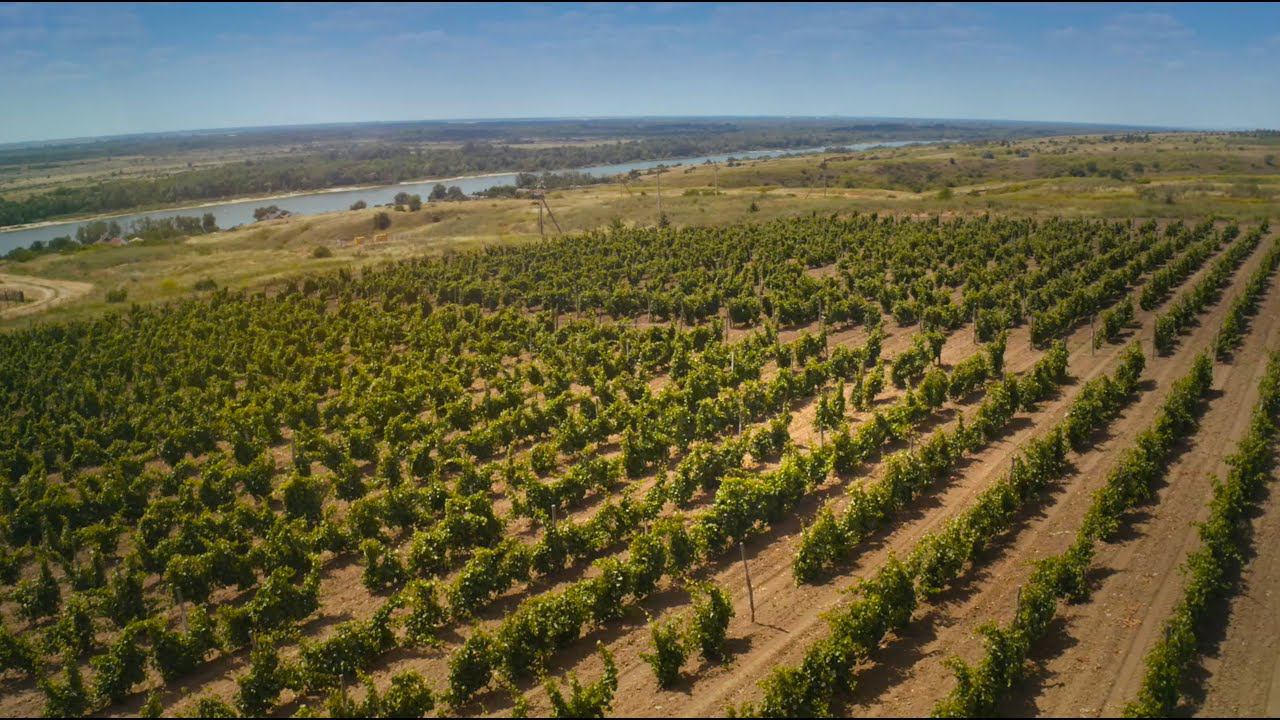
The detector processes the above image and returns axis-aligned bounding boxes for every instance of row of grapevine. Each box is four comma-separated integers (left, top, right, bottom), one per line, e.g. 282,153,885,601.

1092,221,1223,350
1155,227,1265,354
1028,221,1217,346
1139,222,1232,310
1122,351,1280,716
1215,226,1279,359
793,340,1068,583
437,337,1041,706
931,353,1216,717
736,342,1147,717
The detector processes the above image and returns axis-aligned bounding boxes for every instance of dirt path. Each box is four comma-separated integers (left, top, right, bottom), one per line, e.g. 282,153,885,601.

848,232,1280,717
0,272,93,319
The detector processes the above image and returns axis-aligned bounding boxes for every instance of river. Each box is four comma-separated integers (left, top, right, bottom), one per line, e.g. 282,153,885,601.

0,141,925,253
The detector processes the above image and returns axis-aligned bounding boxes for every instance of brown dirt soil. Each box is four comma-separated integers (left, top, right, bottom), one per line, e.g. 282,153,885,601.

0,272,93,319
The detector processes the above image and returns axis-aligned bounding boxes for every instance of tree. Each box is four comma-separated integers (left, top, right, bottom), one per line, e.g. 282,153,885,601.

446,186,466,201
201,213,218,233
373,212,392,231
394,191,411,206
253,205,282,221
430,183,448,201
407,194,423,211
349,200,367,210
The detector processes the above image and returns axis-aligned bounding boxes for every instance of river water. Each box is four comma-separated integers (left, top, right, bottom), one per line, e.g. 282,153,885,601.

0,141,924,253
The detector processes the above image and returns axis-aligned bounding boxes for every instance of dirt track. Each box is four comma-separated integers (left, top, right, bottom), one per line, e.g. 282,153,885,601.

0,272,93,319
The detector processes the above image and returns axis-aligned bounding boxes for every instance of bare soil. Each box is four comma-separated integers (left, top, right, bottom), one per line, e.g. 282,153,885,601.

0,272,93,319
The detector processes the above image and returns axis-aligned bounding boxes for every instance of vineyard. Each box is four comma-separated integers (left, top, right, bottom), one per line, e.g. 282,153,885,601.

1,210,1278,718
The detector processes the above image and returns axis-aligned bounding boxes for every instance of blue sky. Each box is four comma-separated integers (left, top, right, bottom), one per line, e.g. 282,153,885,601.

1,2,1278,144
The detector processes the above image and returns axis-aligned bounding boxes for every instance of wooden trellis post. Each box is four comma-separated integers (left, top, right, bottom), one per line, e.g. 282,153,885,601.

740,541,756,623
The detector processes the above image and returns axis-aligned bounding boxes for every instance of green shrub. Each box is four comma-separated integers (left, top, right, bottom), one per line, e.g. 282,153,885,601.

91,622,149,704
641,617,688,688
401,579,446,645
16,560,61,621
545,644,618,718
687,581,734,662
376,670,436,717
448,630,496,707
39,655,90,718
235,641,285,716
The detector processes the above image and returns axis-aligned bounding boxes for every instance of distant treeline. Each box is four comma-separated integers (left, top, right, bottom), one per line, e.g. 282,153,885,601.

3,213,216,261
0,117,1094,168
476,171,609,198
0,119,1142,227
0,137,789,226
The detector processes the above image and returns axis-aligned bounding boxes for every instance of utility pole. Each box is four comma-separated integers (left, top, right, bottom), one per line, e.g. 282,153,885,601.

533,193,563,235
657,167,663,221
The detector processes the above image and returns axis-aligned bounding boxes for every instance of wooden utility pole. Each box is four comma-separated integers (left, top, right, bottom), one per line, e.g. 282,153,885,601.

532,193,563,235
740,541,756,623
656,167,663,222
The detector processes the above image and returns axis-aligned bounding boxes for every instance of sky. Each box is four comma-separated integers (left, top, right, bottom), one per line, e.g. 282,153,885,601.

1,2,1278,144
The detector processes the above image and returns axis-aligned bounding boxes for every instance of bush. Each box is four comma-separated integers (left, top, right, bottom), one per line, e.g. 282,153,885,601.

193,696,238,717
39,655,89,718
297,603,397,692
545,644,618,718
641,617,688,688
236,641,285,716
91,622,149,704
2,623,39,676
687,581,734,662
151,607,216,682
281,473,326,523
16,560,61,621
448,630,496,706
401,579,446,645
104,559,148,627
105,287,128,303
376,671,436,717
312,245,333,259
